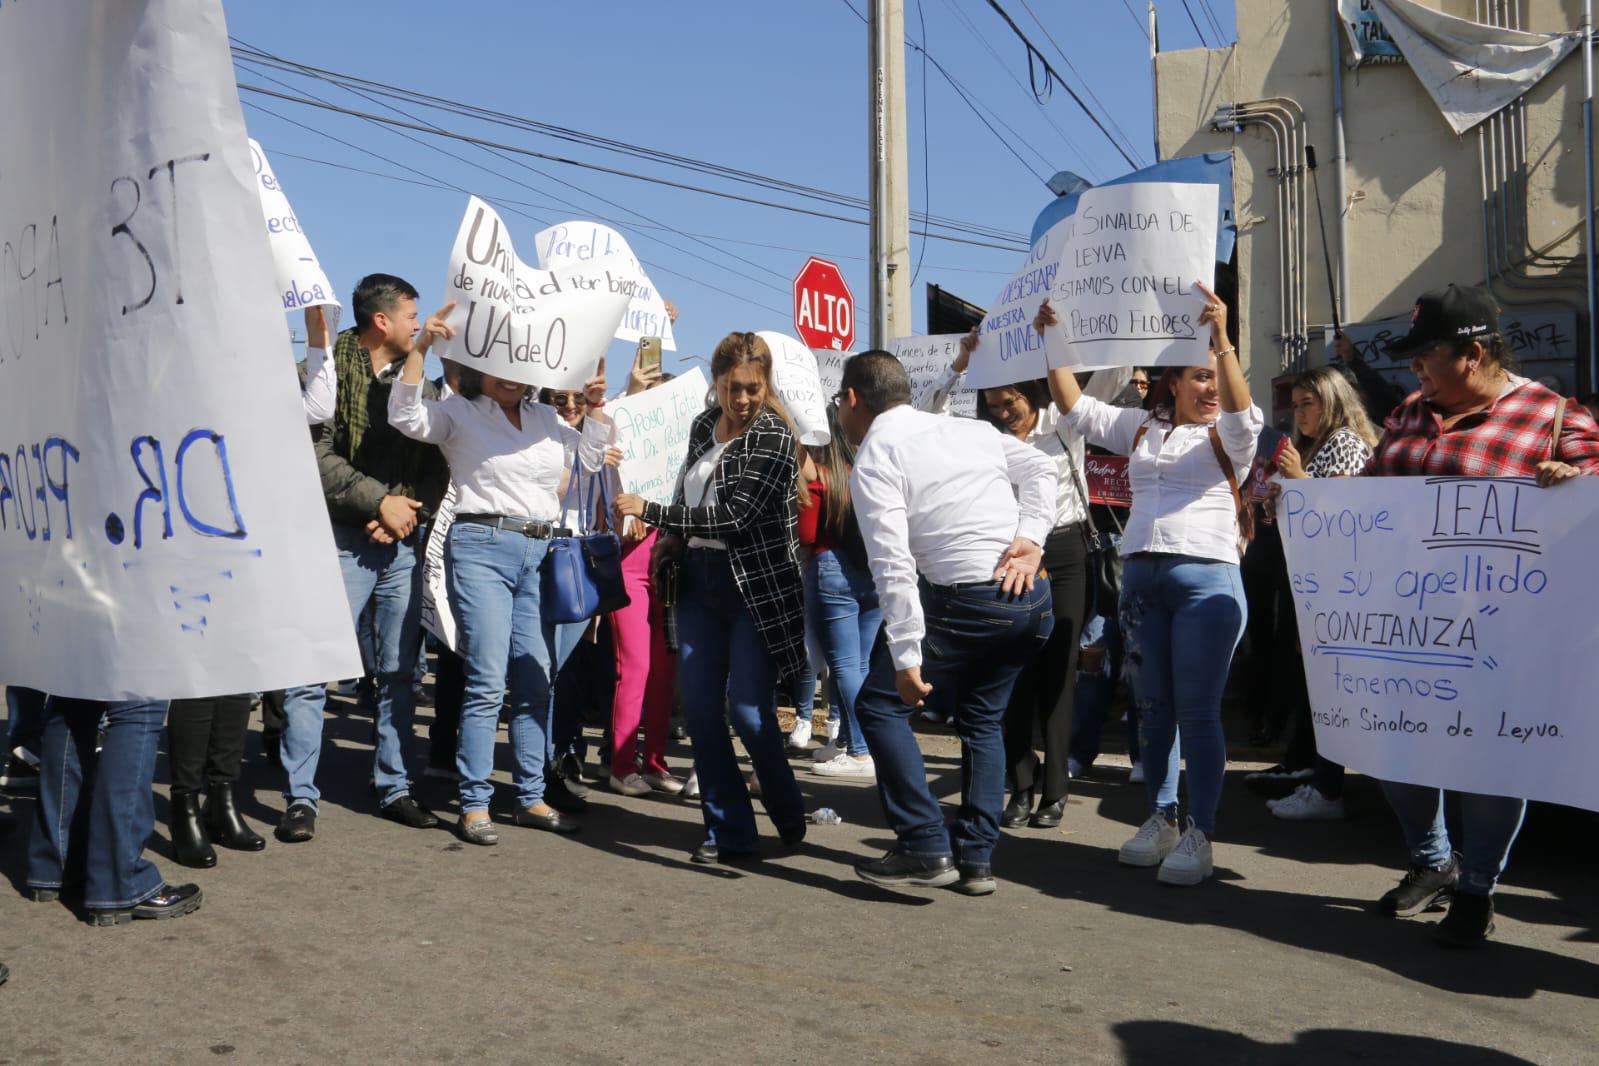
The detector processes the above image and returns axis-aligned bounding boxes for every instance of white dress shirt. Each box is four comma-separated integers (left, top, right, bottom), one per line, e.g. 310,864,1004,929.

851,404,1058,671
388,380,605,521
301,347,335,425
921,364,1133,527
1064,395,1264,564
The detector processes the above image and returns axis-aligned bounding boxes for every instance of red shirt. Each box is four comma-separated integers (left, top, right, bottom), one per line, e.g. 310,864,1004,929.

1364,378,1599,477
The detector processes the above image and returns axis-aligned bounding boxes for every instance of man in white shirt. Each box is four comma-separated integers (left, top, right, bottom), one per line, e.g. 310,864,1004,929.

836,351,1057,895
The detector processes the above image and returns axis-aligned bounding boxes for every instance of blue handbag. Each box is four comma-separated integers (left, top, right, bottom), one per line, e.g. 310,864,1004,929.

539,456,631,624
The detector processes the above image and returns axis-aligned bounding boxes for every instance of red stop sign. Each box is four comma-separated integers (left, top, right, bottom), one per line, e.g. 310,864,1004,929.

793,257,855,351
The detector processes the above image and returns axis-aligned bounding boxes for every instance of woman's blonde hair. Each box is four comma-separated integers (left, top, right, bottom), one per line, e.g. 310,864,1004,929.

710,331,807,506
1292,365,1379,460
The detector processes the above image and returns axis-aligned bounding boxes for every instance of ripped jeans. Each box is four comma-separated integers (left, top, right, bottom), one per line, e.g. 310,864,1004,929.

1120,554,1247,835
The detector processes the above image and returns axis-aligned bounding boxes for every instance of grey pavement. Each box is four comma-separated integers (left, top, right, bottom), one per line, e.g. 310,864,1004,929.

1,695,1595,1064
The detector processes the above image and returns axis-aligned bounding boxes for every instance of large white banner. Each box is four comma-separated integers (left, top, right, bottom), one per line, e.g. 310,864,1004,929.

970,182,1219,387
419,486,459,650
1277,477,1599,812
435,197,632,390
607,368,709,505
889,334,978,418
758,330,830,445
247,138,338,315
0,0,360,699
534,220,676,351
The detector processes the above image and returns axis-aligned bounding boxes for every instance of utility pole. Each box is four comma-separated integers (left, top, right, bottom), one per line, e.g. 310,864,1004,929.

869,0,912,349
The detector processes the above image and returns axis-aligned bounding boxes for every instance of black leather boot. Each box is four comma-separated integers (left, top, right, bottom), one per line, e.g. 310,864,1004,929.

171,792,217,868
205,783,265,852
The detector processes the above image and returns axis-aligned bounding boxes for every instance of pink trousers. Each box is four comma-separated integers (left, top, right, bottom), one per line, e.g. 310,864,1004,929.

608,529,675,778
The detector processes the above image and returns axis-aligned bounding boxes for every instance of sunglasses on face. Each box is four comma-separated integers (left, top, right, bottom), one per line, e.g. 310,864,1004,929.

550,393,585,408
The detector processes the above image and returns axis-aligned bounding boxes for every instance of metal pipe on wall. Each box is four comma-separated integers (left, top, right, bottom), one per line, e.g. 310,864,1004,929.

1330,2,1352,327
1584,0,1597,390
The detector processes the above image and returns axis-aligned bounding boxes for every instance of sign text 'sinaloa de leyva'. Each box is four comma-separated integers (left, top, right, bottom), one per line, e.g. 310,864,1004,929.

533,220,676,351
605,368,710,505
0,0,360,699
969,182,1219,388
758,331,831,445
247,138,338,315
1277,477,1599,812
435,197,633,390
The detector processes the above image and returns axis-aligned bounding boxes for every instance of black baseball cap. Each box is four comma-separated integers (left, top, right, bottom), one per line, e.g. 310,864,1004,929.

1387,284,1500,355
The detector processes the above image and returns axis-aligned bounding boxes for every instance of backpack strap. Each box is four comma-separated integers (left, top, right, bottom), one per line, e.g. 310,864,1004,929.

1549,395,1567,462
1208,424,1254,551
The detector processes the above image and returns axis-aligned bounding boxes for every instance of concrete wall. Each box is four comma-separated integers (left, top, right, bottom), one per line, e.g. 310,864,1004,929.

1154,0,1594,412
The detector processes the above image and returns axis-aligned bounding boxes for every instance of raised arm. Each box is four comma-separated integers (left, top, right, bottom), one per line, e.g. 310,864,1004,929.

1195,281,1249,415
917,330,974,413
390,302,460,443
301,305,336,425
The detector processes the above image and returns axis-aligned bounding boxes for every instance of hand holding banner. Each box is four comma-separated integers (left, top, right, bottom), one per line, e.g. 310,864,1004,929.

606,368,710,505
435,197,632,390
248,138,338,315
888,334,978,417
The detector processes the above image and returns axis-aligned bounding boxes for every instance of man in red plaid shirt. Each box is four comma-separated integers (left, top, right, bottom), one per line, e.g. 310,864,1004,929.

1364,285,1599,482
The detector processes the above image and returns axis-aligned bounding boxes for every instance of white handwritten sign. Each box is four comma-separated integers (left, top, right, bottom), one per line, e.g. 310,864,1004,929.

0,0,361,699
435,197,632,390
247,138,338,315
419,486,459,650
607,368,709,505
1277,477,1599,812
815,346,848,398
1051,182,1217,370
889,334,978,417
970,182,1219,387
534,220,675,350
758,331,830,445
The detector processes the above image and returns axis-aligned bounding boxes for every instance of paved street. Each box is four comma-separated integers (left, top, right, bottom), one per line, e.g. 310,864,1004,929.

2,691,1595,1065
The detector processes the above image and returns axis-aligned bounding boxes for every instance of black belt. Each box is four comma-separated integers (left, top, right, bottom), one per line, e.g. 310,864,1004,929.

454,513,572,539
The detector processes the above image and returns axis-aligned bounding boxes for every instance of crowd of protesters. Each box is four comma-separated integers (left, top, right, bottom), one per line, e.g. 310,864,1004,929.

5,271,1598,949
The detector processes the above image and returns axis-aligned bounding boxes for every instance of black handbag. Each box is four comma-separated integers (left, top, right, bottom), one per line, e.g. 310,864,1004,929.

1067,458,1124,620
539,457,631,625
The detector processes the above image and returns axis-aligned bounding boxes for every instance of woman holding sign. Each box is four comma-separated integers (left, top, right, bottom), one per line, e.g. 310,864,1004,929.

389,304,619,846
1360,284,1599,946
613,332,808,865
1035,282,1261,886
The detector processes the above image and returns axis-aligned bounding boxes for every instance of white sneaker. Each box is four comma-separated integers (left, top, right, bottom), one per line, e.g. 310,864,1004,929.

812,740,844,764
825,718,840,744
1157,820,1214,885
1269,783,1346,821
642,771,684,795
681,771,700,799
1118,813,1180,867
786,719,813,751
1127,763,1145,784
811,752,875,779
610,773,653,797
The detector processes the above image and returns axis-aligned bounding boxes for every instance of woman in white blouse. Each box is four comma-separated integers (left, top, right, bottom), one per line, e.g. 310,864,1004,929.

1037,282,1260,886
388,306,616,846
929,339,1129,830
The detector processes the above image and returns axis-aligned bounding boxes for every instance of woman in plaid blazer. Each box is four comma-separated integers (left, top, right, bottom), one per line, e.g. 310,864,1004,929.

615,332,808,864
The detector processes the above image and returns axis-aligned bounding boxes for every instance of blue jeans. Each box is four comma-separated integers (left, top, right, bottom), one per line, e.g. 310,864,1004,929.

1068,611,1140,767
1379,782,1526,896
547,619,591,770
677,548,805,850
1121,555,1246,835
855,578,1053,867
280,523,424,810
805,550,883,757
447,522,556,813
6,685,47,754
28,698,169,910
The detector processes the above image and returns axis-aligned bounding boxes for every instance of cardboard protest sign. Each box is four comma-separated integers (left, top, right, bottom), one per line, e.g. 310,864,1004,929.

419,487,459,650
970,182,1220,387
606,369,709,505
534,220,675,350
247,138,338,315
435,197,632,390
888,334,977,417
757,331,830,445
815,346,848,398
1278,477,1599,812
0,0,361,699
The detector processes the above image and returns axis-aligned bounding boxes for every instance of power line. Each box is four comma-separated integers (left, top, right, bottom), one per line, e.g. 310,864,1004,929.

978,0,1141,170
1120,0,1152,41
1195,0,1227,42
1176,0,1212,47
1015,0,1146,168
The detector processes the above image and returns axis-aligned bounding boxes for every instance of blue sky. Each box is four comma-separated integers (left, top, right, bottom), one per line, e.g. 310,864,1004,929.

225,0,1233,376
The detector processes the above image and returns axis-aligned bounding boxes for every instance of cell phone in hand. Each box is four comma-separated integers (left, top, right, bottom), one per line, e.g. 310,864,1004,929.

638,336,662,375
1257,425,1291,468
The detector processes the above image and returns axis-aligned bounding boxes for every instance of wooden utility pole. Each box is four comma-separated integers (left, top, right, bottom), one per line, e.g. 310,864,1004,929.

869,0,912,349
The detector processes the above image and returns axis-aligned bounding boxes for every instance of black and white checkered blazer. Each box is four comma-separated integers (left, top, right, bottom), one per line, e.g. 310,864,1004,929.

642,407,806,685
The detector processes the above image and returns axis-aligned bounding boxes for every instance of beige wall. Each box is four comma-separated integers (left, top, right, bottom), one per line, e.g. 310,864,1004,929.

1154,0,1594,407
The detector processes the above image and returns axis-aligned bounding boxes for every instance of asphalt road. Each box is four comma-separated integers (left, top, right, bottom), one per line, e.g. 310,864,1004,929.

1,694,1595,1065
